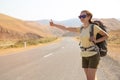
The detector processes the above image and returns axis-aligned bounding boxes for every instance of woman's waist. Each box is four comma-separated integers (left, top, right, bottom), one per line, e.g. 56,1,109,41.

80,46,95,50
80,45,99,52
80,45,94,48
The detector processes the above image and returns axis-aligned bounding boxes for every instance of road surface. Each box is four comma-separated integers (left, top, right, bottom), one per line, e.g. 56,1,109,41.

0,37,120,80
0,37,86,80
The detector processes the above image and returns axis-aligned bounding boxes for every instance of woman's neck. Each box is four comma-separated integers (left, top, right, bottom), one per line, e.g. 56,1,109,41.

83,23,90,28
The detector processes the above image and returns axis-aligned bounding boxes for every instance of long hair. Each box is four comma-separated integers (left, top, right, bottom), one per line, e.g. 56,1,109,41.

94,20,107,32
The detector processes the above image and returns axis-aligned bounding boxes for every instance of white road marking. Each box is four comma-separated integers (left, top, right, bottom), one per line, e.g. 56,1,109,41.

44,53,53,58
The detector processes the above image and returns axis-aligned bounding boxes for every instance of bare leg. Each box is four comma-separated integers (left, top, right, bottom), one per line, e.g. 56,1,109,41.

84,68,97,80
84,68,88,80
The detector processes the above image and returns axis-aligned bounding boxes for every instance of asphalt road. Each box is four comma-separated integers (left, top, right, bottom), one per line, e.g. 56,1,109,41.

0,37,86,80
0,37,120,80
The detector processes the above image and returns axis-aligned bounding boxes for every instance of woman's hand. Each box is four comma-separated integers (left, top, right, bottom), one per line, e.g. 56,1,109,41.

92,38,97,43
89,36,97,43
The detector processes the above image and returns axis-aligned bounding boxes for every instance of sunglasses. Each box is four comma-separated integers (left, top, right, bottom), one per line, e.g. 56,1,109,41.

78,15,87,19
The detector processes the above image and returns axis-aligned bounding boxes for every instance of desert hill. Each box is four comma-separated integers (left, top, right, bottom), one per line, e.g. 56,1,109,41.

0,14,57,40
26,21,65,37
100,18,120,30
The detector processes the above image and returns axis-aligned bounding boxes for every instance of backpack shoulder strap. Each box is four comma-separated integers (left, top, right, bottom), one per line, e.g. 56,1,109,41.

80,26,84,33
89,24,96,44
89,24,94,37
79,26,84,46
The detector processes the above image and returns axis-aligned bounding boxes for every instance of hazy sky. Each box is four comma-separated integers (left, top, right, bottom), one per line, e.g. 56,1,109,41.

0,0,120,21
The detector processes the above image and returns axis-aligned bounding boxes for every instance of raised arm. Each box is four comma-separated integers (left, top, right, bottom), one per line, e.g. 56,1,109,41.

49,19,78,32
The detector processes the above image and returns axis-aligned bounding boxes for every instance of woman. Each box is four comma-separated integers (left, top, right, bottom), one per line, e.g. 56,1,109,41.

50,10,108,80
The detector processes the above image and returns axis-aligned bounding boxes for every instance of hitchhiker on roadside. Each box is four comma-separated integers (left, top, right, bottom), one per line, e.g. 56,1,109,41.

50,10,109,80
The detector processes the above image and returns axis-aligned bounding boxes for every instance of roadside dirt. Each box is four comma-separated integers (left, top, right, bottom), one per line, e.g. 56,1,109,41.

97,44,120,80
97,55,120,80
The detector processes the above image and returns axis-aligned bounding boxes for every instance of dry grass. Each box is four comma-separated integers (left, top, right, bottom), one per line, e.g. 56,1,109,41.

107,30,120,62
108,30,120,44
0,37,62,56
0,37,58,49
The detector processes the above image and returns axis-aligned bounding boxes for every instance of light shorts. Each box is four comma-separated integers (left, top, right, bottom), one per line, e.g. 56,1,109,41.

82,53,100,69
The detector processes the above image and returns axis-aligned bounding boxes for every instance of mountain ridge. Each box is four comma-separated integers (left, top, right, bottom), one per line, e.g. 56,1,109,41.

37,18,120,30
37,18,82,27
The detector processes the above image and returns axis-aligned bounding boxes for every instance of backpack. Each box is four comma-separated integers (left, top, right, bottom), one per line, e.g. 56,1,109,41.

90,23,107,57
80,21,108,57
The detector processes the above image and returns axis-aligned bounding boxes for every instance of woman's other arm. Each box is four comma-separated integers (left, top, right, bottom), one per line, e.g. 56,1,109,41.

93,30,109,43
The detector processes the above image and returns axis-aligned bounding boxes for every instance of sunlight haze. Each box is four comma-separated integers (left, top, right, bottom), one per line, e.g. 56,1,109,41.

0,0,120,20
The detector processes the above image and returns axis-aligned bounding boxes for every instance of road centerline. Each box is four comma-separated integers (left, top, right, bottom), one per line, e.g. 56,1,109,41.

43,53,53,58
